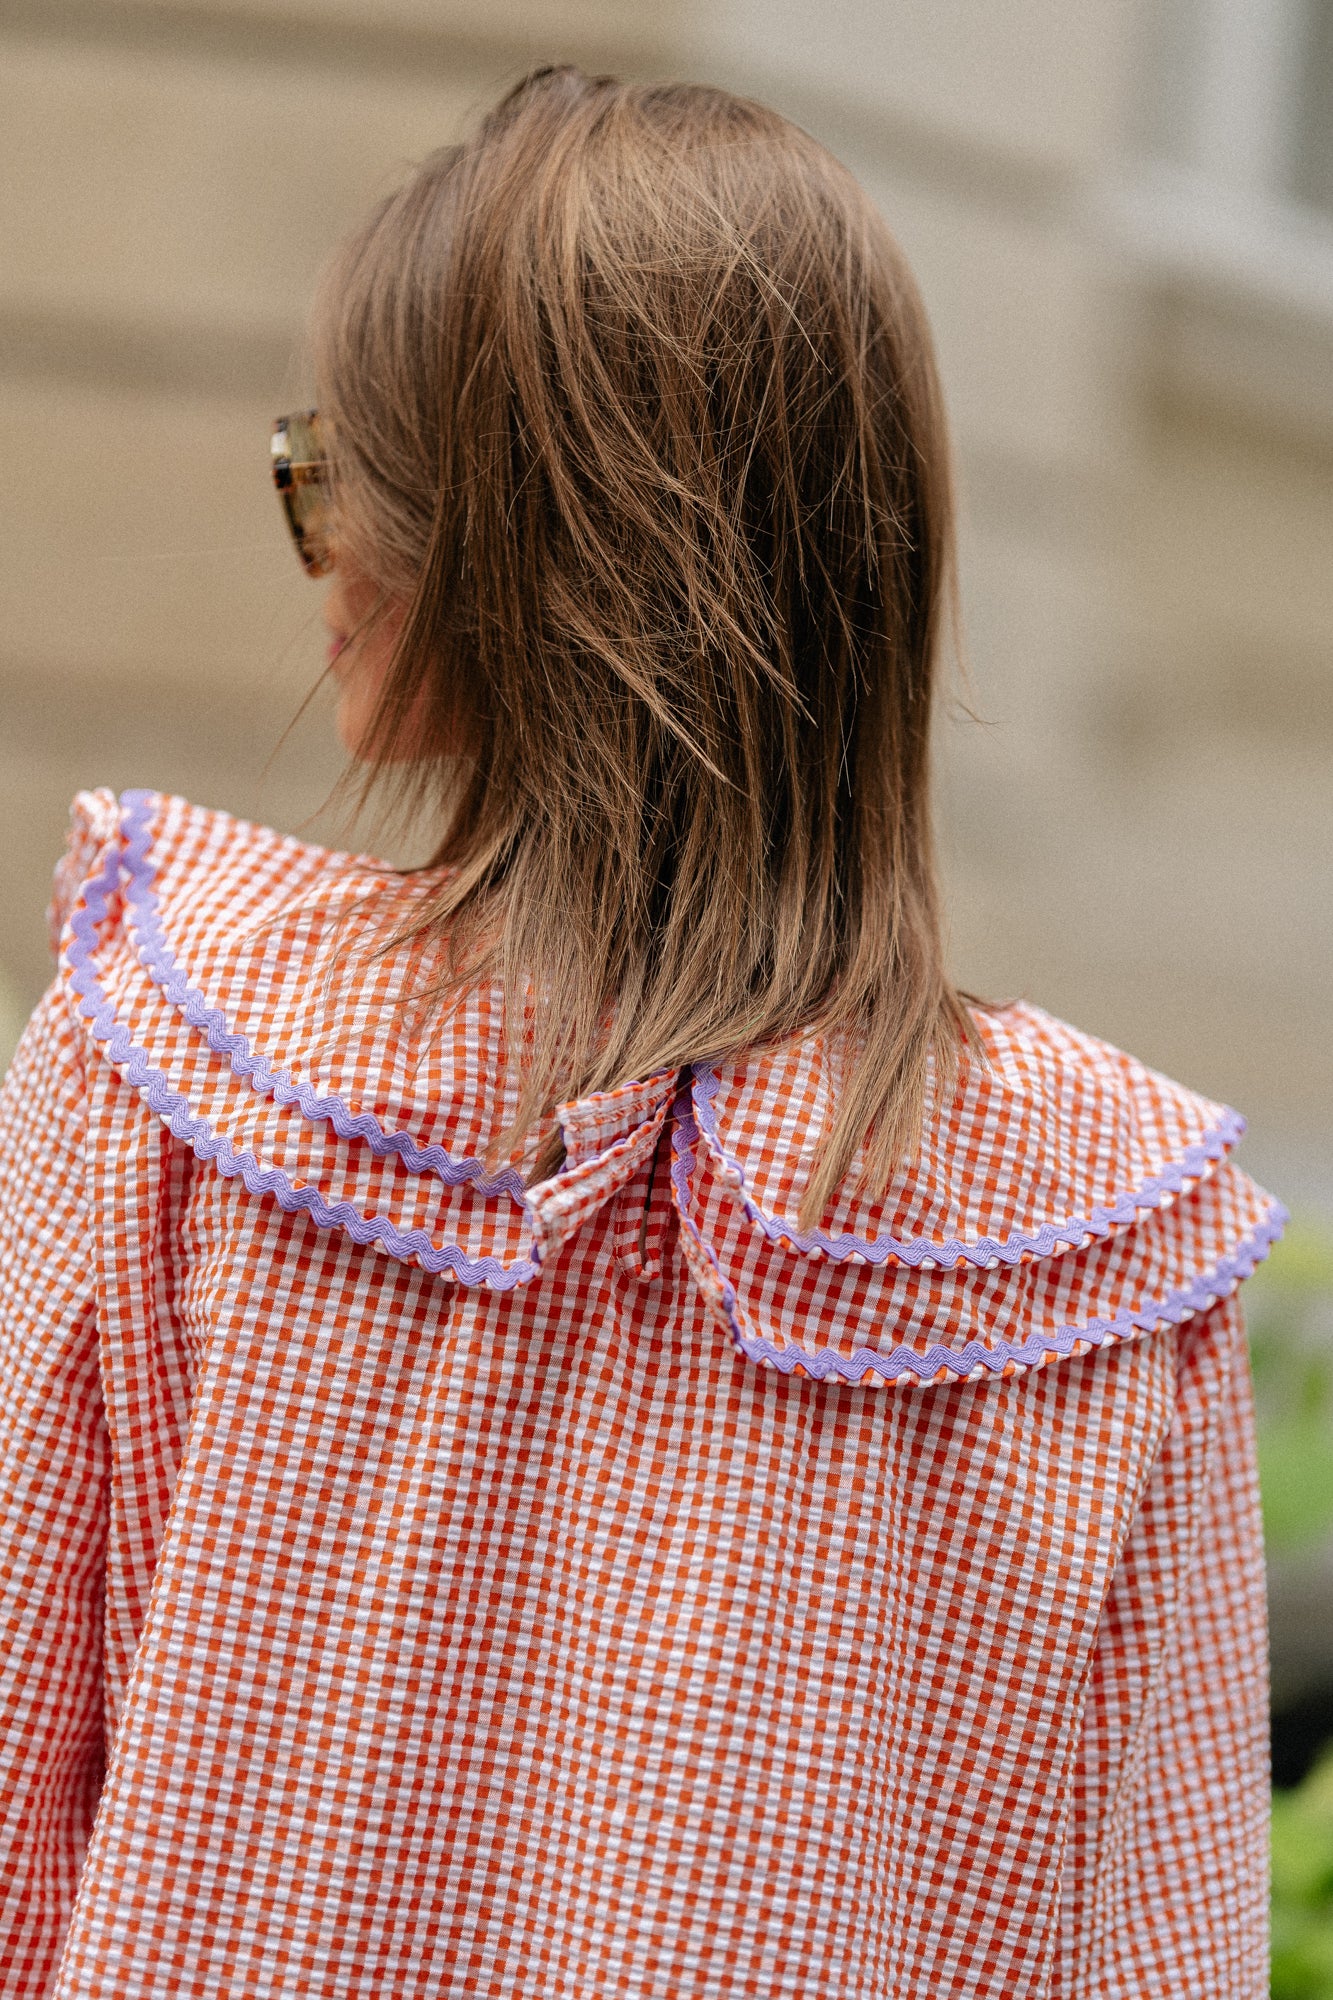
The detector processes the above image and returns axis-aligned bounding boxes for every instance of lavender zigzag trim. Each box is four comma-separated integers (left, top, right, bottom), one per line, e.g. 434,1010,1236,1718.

66,818,539,1287
734,1206,1288,1383
690,1060,1246,1269
670,1095,1288,1384
116,789,529,1204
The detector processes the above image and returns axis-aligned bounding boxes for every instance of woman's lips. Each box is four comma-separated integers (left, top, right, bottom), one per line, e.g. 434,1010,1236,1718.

327,634,348,671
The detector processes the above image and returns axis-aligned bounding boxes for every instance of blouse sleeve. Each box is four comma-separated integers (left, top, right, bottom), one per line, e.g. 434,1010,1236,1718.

1055,1293,1270,1998
0,983,108,1997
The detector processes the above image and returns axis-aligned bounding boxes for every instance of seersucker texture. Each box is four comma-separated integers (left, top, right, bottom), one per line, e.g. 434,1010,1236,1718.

0,787,1282,1998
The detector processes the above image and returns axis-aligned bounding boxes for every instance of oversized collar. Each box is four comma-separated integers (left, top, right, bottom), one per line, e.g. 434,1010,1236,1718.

56,789,1284,1388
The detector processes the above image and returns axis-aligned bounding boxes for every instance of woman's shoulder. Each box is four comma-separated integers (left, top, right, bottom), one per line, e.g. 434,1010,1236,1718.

48,784,513,1167
50,786,452,1072
698,999,1248,1266
675,1001,1286,1386
50,786,413,957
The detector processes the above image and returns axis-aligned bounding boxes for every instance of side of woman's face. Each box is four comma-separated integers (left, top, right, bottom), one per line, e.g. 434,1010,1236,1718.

321,560,405,756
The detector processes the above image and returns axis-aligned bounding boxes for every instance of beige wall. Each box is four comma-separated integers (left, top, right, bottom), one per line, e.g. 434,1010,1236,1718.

1,0,1329,1205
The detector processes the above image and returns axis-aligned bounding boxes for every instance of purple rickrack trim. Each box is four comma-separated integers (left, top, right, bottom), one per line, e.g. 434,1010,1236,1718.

66,803,540,1287
114,790,530,1203
690,1059,1247,1270
669,1091,1288,1385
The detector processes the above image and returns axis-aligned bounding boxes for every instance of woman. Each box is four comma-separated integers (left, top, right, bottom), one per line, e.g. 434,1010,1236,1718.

0,66,1283,1999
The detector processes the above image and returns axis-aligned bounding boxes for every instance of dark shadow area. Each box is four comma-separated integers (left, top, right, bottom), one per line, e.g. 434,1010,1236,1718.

1274,1684,1333,1789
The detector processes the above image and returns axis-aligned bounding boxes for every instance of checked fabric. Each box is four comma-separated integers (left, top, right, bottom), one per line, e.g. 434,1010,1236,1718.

0,788,1284,1998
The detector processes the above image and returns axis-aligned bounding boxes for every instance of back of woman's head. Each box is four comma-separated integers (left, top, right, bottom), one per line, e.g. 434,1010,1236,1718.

315,64,971,1219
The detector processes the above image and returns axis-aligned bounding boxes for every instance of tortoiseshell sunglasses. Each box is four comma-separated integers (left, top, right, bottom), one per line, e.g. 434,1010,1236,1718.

271,410,333,577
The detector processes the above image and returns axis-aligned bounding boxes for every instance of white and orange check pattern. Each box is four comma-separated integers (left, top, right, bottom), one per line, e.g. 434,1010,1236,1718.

0,789,1283,1997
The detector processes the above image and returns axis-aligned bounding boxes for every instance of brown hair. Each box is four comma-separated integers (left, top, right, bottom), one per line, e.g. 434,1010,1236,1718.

315,64,972,1223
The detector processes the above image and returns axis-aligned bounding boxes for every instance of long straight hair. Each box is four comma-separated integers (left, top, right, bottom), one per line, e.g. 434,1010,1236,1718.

315,65,973,1224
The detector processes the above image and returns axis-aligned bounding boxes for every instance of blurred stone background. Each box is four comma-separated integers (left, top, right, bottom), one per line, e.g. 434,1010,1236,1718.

0,5,1329,1186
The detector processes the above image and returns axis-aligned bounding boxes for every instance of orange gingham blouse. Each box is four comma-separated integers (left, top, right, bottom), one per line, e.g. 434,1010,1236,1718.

0,788,1284,1999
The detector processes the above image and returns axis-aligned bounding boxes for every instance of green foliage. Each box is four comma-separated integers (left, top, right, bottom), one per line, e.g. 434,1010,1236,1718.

1248,1218,1333,1554
1274,1752,1333,1999
1257,1217,1333,1995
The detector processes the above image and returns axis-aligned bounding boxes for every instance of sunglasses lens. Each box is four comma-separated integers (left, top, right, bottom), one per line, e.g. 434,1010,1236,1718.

284,474,333,578
272,412,333,577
